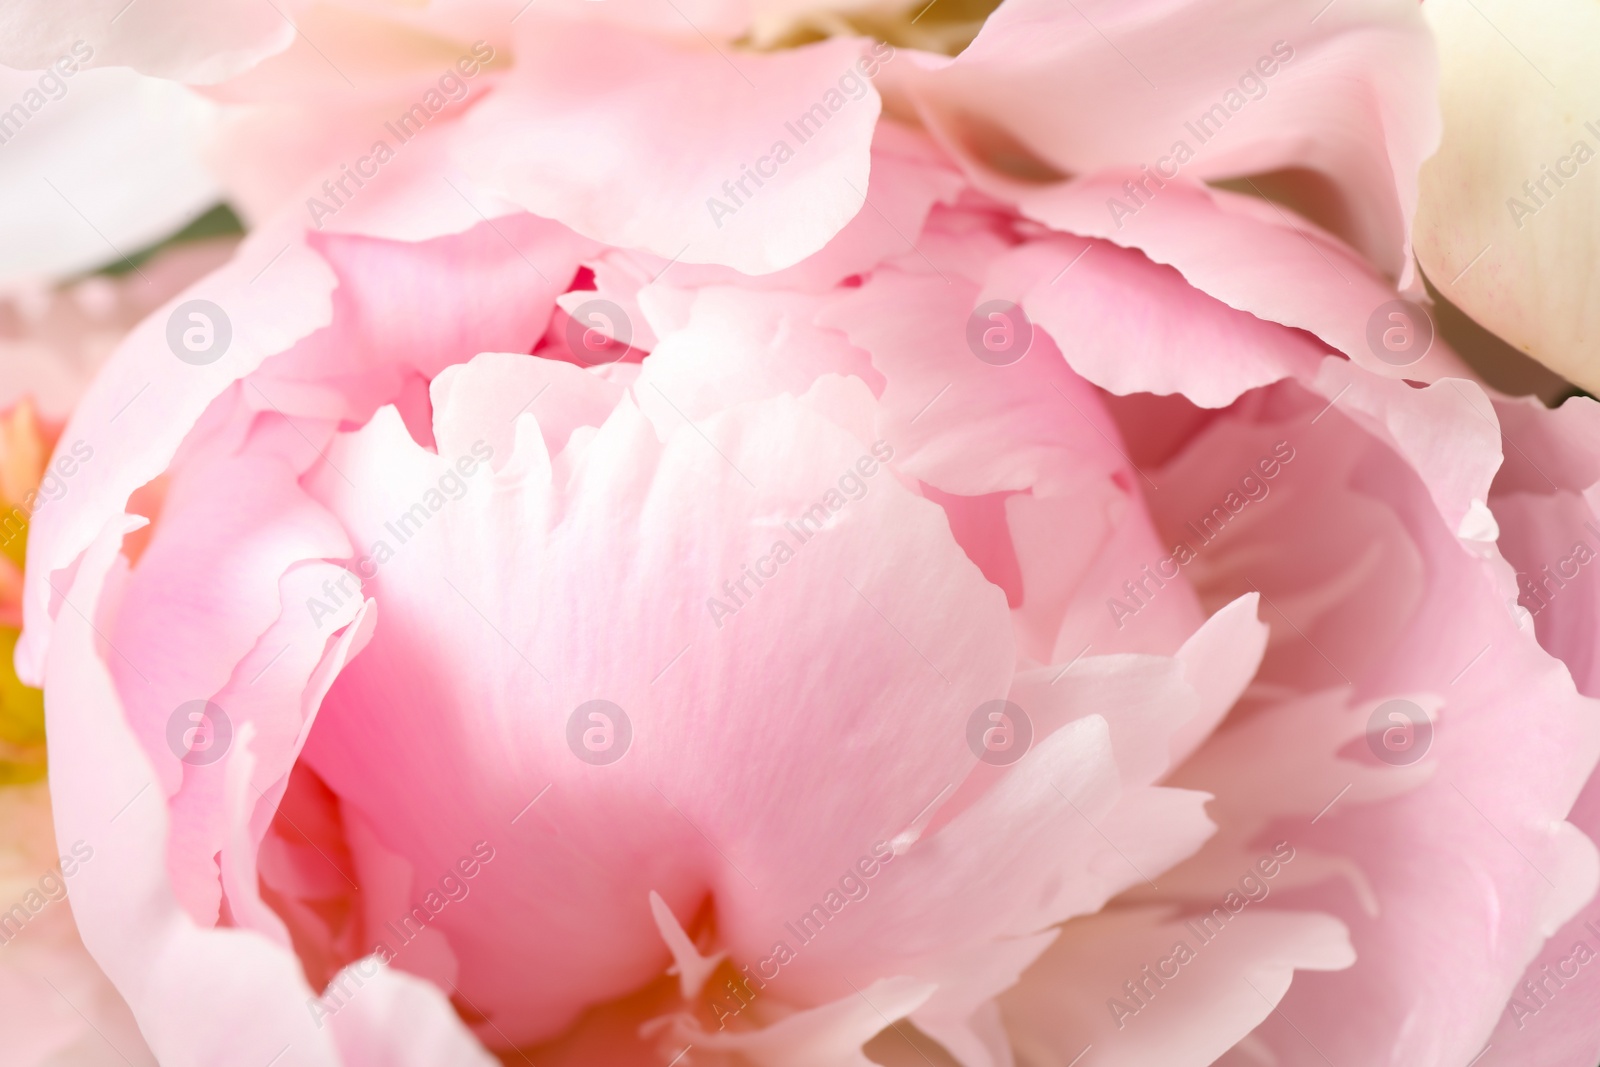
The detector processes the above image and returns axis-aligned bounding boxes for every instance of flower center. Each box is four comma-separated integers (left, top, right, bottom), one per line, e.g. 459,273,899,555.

0,627,45,786
0,401,52,785
745,0,1002,55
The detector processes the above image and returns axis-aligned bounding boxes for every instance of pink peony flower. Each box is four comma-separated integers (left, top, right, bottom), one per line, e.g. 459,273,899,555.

8,1,1600,1066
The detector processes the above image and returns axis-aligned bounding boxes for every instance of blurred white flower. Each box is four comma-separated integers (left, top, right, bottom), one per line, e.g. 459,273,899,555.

0,62,221,285
1416,0,1600,393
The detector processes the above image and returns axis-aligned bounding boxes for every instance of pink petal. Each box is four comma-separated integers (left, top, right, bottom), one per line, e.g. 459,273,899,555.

459,25,885,274
818,267,1125,497
325,960,497,1067
1001,905,1354,1067
660,122,968,293
299,381,1013,1044
44,512,490,1064
819,265,1208,658
1014,176,1467,383
1480,395,1600,1066
18,231,337,683
896,0,1439,278
692,976,937,1067
250,219,589,426
1309,360,1503,544
992,236,1327,409
109,414,350,825
1143,378,1600,1065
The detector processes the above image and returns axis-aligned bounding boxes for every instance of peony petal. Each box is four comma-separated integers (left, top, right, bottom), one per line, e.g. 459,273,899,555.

324,959,498,1067
1014,176,1469,383
1473,775,1600,1067
1481,397,1600,1066
1168,593,1270,766
1310,359,1504,546
299,385,1013,1045
633,286,877,429
895,0,1439,278
0,785,156,1066
206,563,374,942
1004,488,1210,662
1143,378,1600,1066
459,25,884,274
818,267,1125,497
1001,905,1354,1067
108,412,350,822
18,228,337,683
692,976,937,1067
0,0,292,83
249,219,589,427
46,513,350,1065
773,712,1214,1033
430,352,626,471
991,236,1327,409
658,121,968,294
44,511,491,1065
